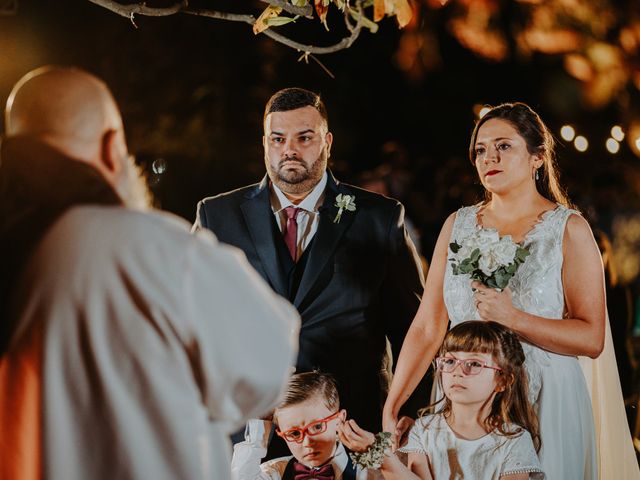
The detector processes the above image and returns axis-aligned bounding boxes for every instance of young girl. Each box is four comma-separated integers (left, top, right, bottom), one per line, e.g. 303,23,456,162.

339,321,544,479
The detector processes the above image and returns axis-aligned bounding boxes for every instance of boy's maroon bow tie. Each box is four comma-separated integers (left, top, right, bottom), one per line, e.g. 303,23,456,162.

293,461,334,480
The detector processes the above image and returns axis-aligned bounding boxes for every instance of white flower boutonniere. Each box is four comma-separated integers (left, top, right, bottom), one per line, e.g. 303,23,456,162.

333,193,356,224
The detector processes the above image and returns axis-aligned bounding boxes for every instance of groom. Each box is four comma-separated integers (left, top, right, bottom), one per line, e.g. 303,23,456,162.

193,88,427,434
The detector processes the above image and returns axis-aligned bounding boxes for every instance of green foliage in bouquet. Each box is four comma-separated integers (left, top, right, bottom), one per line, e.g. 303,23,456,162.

449,232,530,290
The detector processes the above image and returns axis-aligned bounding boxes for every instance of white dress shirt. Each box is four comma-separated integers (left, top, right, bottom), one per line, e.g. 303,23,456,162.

270,172,327,261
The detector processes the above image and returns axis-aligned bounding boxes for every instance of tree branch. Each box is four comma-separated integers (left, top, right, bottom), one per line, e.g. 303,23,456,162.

87,0,185,17
260,20,362,54
88,0,365,55
260,0,314,19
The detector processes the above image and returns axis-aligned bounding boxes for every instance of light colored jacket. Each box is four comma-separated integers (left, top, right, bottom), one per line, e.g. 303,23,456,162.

0,205,300,480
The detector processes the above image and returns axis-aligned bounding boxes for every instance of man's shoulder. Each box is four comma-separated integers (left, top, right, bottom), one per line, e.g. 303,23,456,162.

336,183,402,214
65,205,189,234
198,182,263,207
57,205,213,253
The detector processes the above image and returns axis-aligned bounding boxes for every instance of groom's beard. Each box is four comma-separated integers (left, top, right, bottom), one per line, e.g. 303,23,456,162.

116,157,154,210
268,149,328,195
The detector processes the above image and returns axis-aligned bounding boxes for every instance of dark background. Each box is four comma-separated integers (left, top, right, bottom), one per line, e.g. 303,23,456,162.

3,1,639,252
3,0,640,431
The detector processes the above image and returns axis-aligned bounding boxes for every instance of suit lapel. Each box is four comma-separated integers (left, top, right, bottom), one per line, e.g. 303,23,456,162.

240,177,288,298
293,172,355,307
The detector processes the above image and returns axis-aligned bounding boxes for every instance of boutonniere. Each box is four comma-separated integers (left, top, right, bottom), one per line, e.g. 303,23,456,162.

333,193,356,223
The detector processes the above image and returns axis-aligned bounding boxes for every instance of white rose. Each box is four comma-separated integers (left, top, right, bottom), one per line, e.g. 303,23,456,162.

456,242,474,260
492,236,518,265
475,228,500,253
478,250,500,275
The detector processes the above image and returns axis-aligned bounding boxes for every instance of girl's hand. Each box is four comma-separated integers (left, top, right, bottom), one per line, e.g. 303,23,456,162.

337,419,376,453
472,282,518,328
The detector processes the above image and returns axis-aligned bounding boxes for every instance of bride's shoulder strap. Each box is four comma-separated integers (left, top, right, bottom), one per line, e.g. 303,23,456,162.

550,204,583,244
450,205,479,240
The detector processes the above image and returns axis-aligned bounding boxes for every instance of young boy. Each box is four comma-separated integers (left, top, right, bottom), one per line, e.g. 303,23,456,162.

231,371,382,479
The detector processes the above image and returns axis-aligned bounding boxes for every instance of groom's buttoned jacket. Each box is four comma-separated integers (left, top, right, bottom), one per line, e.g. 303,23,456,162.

194,171,427,430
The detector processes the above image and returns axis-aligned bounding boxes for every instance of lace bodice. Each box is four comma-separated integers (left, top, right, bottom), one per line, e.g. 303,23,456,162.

443,204,579,403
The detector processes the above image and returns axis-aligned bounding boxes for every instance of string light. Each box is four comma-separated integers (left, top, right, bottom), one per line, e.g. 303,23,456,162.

560,125,576,142
574,136,589,152
606,138,620,154
611,125,625,142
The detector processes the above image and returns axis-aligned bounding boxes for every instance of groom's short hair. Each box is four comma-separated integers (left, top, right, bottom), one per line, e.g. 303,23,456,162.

264,88,328,126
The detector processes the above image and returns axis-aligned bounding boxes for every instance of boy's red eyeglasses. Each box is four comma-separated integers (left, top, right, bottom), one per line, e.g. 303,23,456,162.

276,411,341,443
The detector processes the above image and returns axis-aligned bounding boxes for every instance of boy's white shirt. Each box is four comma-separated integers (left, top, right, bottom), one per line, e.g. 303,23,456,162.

231,419,380,480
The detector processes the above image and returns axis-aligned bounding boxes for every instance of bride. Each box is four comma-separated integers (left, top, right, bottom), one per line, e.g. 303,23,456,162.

383,102,639,479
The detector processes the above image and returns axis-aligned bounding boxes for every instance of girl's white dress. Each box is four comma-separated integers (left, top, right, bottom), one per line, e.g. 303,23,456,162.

399,414,544,479
443,204,639,479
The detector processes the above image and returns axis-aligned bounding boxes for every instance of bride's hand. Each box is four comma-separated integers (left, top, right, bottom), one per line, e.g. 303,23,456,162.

382,410,398,442
472,282,517,327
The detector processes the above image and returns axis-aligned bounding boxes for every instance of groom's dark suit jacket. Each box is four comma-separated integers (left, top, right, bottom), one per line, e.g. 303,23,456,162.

194,172,427,431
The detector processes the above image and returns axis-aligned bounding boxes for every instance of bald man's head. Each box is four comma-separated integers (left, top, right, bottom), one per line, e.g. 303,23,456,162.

6,66,125,165
5,67,150,209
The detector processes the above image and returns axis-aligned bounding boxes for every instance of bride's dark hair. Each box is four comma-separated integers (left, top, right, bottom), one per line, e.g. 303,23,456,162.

469,102,573,208
426,320,541,452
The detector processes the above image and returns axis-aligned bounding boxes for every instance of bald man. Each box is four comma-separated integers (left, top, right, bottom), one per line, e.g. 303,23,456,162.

0,67,300,480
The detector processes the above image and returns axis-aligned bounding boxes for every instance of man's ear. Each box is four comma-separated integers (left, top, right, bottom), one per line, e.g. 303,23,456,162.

100,129,123,181
325,131,333,158
339,409,347,422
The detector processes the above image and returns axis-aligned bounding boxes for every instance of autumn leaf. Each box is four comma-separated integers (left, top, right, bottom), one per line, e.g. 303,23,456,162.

315,0,330,30
253,5,282,34
265,15,299,27
374,0,385,22
394,0,413,28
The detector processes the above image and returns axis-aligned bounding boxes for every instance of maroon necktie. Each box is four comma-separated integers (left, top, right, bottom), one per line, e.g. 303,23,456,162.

292,462,335,480
283,206,301,261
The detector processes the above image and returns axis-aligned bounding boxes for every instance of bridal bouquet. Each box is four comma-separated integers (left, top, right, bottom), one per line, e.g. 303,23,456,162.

449,229,530,290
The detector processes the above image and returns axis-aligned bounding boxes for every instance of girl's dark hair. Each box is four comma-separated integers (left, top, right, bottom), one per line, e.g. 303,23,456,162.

428,320,541,452
273,371,339,425
469,102,572,208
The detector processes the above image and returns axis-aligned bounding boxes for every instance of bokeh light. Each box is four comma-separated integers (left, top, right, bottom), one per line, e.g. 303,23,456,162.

611,125,625,142
574,136,589,152
606,138,620,154
560,125,576,142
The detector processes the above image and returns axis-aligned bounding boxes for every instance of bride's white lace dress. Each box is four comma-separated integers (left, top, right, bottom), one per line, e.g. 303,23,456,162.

443,204,639,479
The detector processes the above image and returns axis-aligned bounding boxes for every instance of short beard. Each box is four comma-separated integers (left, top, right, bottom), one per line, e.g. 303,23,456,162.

268,151,327,196
116,157,154,210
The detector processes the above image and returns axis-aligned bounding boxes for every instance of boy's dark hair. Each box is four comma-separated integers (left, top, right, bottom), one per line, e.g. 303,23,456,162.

264,88,328,126
273,371,339,424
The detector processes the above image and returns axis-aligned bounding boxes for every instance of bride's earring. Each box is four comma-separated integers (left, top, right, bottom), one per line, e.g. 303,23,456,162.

534,169,540,181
